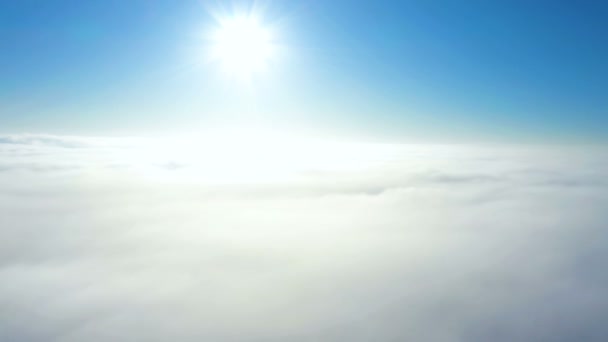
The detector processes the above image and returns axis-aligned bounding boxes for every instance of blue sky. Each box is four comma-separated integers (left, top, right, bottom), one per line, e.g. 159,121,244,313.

1,0,606,142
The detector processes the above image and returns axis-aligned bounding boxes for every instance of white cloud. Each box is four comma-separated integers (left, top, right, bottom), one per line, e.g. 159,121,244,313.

0,135,607,341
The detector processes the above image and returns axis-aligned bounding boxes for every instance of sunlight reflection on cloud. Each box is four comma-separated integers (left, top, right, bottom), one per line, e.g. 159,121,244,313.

1,135,607,341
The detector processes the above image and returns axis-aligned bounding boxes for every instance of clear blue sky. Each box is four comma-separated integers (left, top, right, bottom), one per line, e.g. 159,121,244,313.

1,0,606,142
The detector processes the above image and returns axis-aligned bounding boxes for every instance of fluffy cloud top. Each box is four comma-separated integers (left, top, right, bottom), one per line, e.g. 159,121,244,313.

1,135,607,341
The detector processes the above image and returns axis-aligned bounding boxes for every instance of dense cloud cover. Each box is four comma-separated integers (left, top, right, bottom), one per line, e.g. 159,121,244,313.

1,135,607,341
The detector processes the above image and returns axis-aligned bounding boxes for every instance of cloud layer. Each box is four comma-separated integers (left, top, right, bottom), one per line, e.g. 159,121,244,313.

1,135,607,341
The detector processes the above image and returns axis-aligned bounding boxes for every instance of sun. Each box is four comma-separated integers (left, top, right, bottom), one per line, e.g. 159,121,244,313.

209,15,276,79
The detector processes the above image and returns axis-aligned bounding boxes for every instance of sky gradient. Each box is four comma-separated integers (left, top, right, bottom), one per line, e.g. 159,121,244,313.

1,0,607,141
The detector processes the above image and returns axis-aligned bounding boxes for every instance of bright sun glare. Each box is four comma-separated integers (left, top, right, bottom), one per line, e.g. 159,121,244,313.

210,15,276,79
119,128,400,185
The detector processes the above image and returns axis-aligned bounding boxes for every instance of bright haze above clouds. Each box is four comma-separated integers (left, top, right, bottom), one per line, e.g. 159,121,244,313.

0,1,608,341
